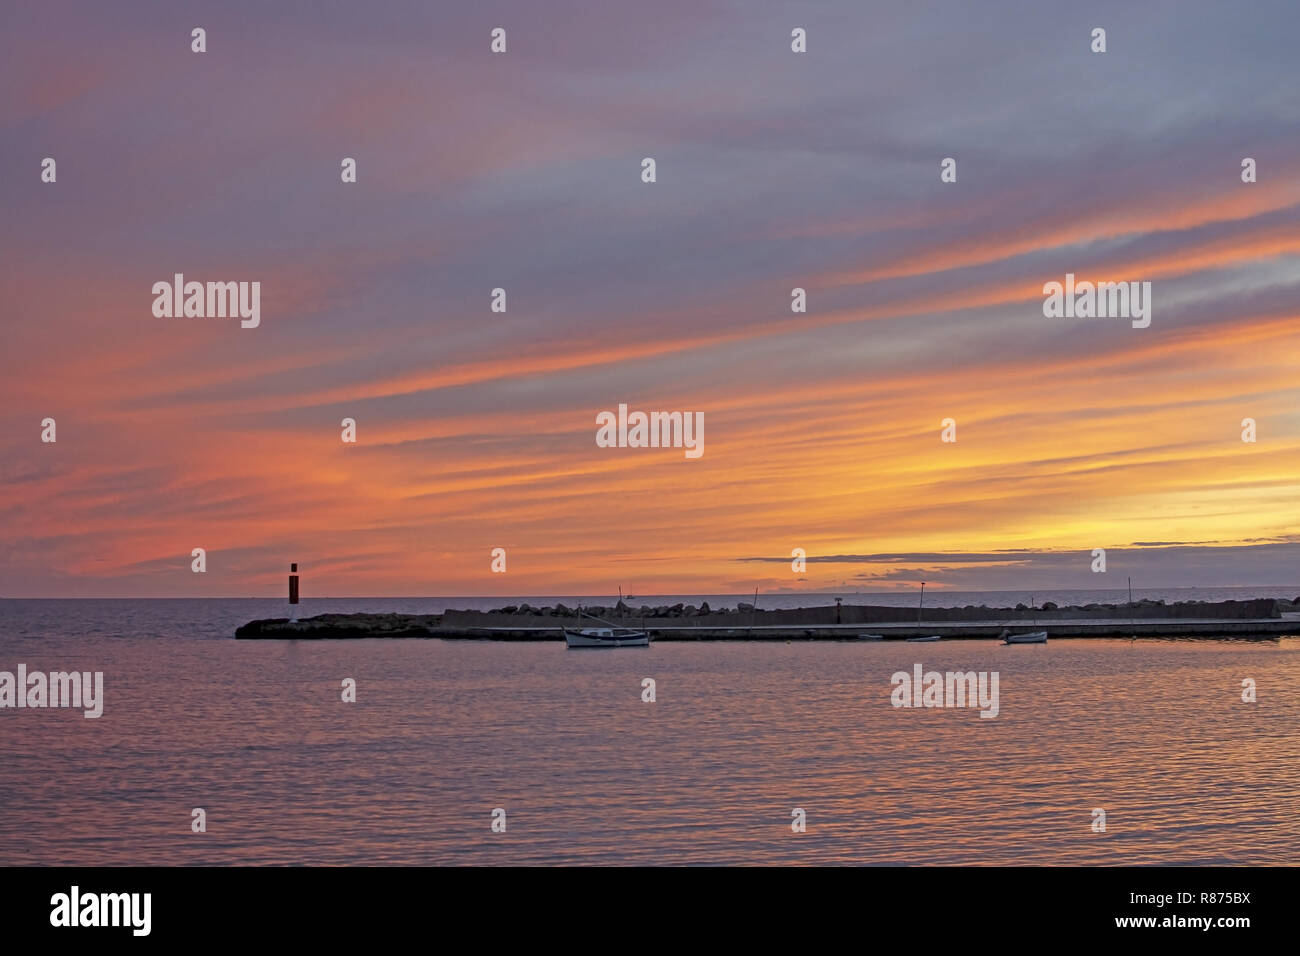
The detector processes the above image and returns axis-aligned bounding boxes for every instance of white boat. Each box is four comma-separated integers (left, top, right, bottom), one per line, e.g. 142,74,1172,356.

1001,630,1047,644
564,627,650,648
906,635,942,642
857,633,884,640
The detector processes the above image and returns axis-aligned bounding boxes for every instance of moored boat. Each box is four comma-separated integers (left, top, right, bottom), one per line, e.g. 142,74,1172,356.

1001,629,1048,644
906,635,942,642
564,627,650,648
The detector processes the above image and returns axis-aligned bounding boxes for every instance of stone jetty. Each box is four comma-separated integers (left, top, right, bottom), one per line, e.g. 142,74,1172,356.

235,597,1300,640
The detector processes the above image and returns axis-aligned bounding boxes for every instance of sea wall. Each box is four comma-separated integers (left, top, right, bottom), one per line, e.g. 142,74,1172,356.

439,598,1282,631
236,598,1294,639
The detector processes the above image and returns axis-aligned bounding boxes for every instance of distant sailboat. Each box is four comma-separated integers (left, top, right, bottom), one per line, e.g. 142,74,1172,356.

565,606,649,649
907,582,939,640
1001,595,1048,643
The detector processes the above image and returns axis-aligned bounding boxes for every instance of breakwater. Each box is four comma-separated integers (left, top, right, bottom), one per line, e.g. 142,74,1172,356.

235,597,1300,640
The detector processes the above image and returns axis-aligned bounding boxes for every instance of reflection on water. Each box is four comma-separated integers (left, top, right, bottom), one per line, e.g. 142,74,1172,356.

1,600,1296,864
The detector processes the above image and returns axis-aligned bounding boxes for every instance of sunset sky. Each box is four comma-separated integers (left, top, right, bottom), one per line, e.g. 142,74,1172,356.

2,0,1299,598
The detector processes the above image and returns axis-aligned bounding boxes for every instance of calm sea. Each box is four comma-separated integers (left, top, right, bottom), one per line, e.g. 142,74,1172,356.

1,590,1297,865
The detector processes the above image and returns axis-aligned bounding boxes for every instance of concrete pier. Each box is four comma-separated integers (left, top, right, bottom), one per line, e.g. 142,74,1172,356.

235,599,1300,640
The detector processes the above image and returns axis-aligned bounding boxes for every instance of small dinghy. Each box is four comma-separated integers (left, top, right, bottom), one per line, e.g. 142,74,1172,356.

906,635,942,642
857,633,884,641
564,627,649,648
1001,629,1047,645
